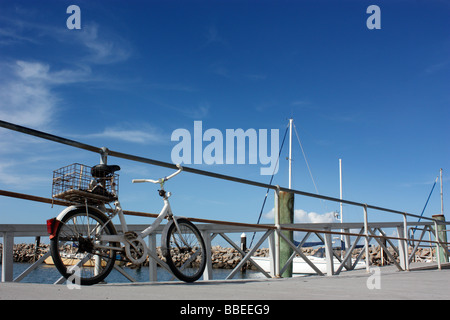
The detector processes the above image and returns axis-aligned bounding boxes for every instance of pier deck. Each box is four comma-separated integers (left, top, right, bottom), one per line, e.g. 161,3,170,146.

1,263,449,300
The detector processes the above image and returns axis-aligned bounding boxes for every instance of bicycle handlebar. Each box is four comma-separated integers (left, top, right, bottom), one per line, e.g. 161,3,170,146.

132,164,183,184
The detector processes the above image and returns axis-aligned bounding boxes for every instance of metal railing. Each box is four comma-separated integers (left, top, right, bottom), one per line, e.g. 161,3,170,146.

1,192,449,283
1,119,449,284
1,218,448,284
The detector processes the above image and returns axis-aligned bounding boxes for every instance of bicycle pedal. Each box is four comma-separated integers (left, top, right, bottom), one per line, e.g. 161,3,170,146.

124,231,138,240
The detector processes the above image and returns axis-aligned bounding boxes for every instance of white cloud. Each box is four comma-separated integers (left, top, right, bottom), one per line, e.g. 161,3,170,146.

74,23,132,64
151,99,210,119
0,20,131,129
0,12,132,65
188,102,210,119
0,61,58,128
264,207,337,223
0,27,37,45
0,60,95,129
294,209,337,223
0,157,52,190
16,60,92,85
82,127,165,144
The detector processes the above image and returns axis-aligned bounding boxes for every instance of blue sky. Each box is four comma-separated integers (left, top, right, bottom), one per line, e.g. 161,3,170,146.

0,0,449,242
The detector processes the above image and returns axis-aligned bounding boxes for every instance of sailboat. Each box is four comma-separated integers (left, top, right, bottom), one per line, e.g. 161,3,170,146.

251,118,365,275
251,248,365,275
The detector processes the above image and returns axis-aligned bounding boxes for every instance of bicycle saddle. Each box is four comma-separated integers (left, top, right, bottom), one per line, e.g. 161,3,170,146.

91,164,121,178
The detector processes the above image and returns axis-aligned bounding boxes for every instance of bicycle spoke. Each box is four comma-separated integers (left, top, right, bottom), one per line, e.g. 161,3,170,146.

163,218,206,282
51,209,117,285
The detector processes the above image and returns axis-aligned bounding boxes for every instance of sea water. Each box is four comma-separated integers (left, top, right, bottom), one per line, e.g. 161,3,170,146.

11,263,265,284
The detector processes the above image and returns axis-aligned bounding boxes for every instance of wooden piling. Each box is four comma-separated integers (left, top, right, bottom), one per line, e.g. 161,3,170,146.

275,191,294,278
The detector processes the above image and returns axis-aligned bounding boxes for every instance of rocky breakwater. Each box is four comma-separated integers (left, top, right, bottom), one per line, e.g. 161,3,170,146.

0,243,50,263
4,243,438,268
133,246,269,270
210,246,268,270
337,246,436,266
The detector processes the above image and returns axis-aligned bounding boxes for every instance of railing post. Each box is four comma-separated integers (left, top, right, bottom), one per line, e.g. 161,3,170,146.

268,230,276,277
323,228,334,276
363,205,370,272
148,233,157,282
201,230,213,280
432,214,448,266
2,232,14,282
403,213,410,271
433,220,442,270
100,146,108,165
397,223,406,271
240,233,247,272
274,187,280,277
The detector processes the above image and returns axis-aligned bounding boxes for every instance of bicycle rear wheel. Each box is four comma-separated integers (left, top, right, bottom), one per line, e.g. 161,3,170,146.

50,208,118,285
162,218,207,282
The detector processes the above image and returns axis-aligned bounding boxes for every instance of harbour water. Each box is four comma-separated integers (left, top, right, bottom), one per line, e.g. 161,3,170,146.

11,263,265,284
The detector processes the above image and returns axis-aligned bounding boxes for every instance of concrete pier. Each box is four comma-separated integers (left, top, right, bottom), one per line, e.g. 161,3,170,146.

1,263,449,300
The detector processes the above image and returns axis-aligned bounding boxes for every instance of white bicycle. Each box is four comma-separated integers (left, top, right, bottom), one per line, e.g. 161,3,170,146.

47,163,206,285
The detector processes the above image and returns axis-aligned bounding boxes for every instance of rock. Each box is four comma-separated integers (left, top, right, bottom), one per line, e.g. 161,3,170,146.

11,243,50,263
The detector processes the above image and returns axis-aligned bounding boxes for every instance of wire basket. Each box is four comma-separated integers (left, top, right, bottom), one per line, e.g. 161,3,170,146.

52,163,119,204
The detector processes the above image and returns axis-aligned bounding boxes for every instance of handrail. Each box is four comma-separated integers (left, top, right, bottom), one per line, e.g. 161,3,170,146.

0,119,442,224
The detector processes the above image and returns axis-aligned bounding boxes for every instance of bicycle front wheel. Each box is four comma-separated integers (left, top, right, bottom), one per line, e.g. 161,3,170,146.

162,218,207,282
50,208,118,286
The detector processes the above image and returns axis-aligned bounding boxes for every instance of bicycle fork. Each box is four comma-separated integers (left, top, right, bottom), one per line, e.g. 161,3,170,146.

171,217,192,250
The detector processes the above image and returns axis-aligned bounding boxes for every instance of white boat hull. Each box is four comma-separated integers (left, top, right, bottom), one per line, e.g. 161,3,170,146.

251,256,366,274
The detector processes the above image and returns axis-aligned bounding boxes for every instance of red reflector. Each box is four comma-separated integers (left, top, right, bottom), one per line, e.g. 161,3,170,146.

46,218,60,239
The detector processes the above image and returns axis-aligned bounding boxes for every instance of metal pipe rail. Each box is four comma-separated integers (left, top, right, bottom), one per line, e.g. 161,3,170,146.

0,120,443,224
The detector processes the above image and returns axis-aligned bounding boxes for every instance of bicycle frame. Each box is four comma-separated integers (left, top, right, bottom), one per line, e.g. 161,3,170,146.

96,195,173,247
94,166,185,258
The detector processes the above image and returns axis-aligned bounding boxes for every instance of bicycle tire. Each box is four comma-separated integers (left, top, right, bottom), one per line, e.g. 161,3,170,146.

50,207,118,286
162,218,207,282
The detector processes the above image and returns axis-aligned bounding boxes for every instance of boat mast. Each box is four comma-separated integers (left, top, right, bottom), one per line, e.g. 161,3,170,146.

440,168,444,215
288,118,293,189
339,158,343,224
339,158,344,252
